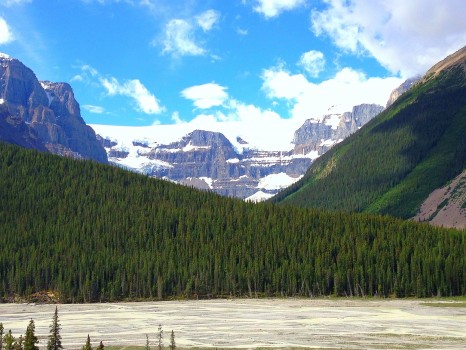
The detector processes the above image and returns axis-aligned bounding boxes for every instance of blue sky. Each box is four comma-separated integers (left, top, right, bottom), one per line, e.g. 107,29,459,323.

1,0,466,130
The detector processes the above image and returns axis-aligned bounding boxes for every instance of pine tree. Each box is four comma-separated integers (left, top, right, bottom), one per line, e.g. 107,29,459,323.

145,334,150,350
169,331,175,350
47,306,63,350
82,335,92,350
97,341,104,350
13,335,23,350
24,319,39,350
0,323,4,350
157,325,163,350
4,330,15,350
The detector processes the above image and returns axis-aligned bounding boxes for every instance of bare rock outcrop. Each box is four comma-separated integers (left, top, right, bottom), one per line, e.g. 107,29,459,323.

0,54,107,162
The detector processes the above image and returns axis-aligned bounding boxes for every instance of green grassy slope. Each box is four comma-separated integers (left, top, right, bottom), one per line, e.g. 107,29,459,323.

272,66,466,219
0,142,465,301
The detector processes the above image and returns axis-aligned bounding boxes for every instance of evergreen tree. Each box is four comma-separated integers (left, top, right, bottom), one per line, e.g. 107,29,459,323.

157,325,163,350
4,330,14,350
47,306,63,350
97,341,104,350
169,331,175,350
24,320,39,350
145,334,150,350
82,335,92,350
13,335,23,350
0,323,4,350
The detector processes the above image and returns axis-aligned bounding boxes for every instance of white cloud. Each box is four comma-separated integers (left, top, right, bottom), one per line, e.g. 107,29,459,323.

298,50,325,77
262,64,403,120
187,100,296,150
83,105,105,114
311,0,466,77
101,76,164,115
161,9,220,57
162,19,205,57
195,10,220,32
181,82,229,109
253,0,306,18
0,17,14,45
171,111,184,124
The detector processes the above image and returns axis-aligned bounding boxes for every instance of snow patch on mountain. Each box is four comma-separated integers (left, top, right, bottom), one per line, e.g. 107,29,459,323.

246,191,275,202
259,173,302,190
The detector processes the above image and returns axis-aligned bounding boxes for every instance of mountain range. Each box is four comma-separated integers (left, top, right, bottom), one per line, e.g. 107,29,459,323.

92,103,390,200
0,47,465,302
1,46,465,229
0,53,417,201
272,45,466,229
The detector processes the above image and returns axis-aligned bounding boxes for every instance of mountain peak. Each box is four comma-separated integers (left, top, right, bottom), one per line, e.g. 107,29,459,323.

426,45,466,77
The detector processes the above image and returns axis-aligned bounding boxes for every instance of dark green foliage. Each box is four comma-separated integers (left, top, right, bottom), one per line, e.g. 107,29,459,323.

47,307,62,350
13,335,22,350
0,142,465,300
4,330,14,350
82,335,92,350
273,67,466,219
23,320,38,350
0,323,4,350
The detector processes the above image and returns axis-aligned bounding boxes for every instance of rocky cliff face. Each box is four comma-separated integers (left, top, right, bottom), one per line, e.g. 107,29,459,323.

293,104,384,155
100,129,310,199
94,102,385,200
0,54,107,162
385,77,421,108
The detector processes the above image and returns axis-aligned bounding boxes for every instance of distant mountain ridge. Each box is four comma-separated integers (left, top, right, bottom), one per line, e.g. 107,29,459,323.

0,53,107,162
272,45,466,229
93,103,385,199
0,53,413,201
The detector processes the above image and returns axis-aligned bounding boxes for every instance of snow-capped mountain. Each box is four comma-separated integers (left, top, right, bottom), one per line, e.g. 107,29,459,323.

92,103,385,200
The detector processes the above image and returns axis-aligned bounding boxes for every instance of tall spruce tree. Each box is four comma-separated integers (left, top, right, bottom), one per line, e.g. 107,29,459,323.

82,335,92,350
157,325,163,350
13,335,23,350
4,330,14,350
169,331,175,350
145,334,150,350
47,306,63,350
24,319,39,350
0,323,4,350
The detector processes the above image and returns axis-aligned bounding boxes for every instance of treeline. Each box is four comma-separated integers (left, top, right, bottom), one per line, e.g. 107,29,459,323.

0,308,175,350
273,66,466,219
0,142,465,301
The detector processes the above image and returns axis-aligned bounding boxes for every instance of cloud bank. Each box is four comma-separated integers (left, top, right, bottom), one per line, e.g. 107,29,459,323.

262,64,402,120
311,0,466,77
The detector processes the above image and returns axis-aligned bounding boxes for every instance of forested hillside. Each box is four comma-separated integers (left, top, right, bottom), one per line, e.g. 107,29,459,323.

272,63,466,220
0,142,465,301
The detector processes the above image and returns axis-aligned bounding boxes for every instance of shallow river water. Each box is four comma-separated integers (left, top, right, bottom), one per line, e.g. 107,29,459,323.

1,299,465,349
